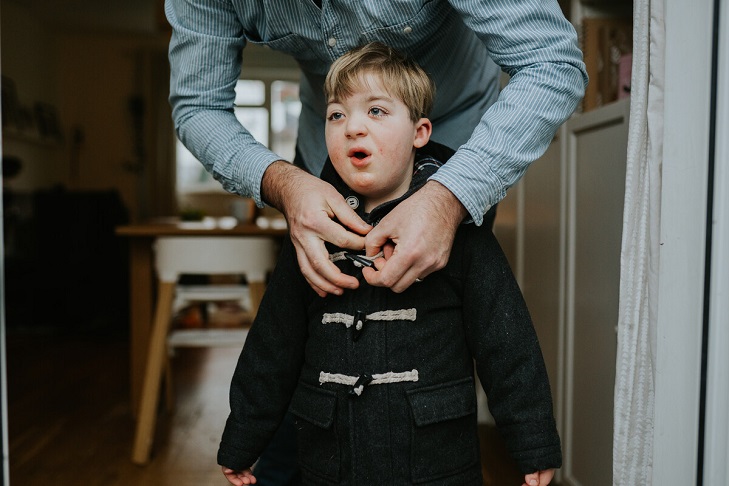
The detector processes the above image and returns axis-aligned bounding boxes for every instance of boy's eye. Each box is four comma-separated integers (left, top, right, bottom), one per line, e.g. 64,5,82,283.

327,112,344,121
369,107,386,117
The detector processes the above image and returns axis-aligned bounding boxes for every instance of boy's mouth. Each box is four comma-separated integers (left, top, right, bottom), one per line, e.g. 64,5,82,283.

348,148,371,165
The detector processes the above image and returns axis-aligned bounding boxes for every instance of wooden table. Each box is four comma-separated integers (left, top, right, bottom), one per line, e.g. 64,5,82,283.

116,218,287,413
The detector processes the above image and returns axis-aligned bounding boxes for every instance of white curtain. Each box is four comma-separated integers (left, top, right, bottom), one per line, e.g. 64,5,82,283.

613,0,664,484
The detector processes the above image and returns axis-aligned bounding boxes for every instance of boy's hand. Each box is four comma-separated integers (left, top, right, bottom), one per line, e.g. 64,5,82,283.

522,468,555,486
262,161,371,297
222,466,257,485
362,181,467,292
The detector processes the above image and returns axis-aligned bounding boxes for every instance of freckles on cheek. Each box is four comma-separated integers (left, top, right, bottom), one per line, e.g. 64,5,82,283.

327,141,343,161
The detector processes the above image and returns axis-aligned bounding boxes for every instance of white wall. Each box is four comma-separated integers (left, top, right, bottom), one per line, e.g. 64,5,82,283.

652,0,716,483
702,1,729,481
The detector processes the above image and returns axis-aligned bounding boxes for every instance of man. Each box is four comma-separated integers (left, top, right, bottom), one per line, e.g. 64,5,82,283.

165,0,587,297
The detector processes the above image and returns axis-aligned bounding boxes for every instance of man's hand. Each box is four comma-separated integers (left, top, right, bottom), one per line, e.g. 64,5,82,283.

362,181,467,293
262,161,371,297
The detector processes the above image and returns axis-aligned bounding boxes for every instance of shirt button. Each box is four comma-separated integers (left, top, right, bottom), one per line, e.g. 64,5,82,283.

403,25,413,34
328,37,337,47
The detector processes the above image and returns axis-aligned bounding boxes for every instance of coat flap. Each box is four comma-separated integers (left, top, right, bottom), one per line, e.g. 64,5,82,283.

289,381,337,429
406,377,476,427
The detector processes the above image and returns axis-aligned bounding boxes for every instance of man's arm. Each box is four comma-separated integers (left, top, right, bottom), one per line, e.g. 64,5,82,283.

166,0,277,206
166,0,370,295
364,0,587,289
432,0,588,224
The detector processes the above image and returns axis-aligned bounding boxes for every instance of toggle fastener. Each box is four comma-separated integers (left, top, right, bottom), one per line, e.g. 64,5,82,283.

348,374,373,397
344,252,376,268
352,310,366,342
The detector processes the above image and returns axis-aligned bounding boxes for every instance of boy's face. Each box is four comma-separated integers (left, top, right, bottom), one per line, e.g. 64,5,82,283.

325,72,431,211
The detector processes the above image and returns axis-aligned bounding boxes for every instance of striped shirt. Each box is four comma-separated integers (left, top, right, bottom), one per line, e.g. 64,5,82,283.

166,0,587,225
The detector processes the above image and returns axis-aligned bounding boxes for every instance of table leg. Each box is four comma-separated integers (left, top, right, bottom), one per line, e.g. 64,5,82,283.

128,237,154,415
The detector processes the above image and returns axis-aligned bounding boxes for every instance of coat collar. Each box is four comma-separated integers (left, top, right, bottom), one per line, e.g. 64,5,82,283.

319,140,455,226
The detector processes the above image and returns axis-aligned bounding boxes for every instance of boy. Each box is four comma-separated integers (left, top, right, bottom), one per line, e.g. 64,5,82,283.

218,42,560,486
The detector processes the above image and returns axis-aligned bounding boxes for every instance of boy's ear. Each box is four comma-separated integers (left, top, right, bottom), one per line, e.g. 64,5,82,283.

413,118,432,149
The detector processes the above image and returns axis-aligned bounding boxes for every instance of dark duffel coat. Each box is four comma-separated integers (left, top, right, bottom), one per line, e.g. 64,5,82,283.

218,141,561,485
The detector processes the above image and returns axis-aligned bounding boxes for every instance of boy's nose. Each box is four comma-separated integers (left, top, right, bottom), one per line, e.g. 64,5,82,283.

345,116,367,138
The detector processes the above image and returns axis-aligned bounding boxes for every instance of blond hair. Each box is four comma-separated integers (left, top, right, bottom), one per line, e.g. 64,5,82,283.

324,42,435,121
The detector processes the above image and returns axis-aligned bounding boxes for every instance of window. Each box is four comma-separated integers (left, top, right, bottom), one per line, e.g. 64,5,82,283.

176,77,301,195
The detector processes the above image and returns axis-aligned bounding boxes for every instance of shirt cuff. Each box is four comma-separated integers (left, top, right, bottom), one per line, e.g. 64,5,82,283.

236,145,285,208
428,149,503,226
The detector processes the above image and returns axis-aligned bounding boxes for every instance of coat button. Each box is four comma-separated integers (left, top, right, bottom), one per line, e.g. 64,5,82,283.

403,25,413,34
328,37,337,47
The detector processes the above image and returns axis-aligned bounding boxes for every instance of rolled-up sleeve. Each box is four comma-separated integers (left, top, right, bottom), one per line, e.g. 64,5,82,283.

430,0,588,225
166,0,280,206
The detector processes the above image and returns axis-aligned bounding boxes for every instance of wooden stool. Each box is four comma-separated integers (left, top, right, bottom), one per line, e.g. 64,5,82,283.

131,236,278,465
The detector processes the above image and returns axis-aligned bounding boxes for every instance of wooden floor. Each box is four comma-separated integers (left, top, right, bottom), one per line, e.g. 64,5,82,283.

6,331,526,486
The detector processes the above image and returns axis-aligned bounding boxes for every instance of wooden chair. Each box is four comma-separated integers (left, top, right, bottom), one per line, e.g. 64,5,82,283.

131,236,278,465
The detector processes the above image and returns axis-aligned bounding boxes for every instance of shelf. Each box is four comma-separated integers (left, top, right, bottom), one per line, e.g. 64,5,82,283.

2,129,64,148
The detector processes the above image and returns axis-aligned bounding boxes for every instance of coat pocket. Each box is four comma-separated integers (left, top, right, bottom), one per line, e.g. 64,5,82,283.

289,382,340,483
406,377,480,483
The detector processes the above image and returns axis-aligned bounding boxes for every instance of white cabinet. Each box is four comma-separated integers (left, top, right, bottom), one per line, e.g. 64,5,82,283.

494,98,630,486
